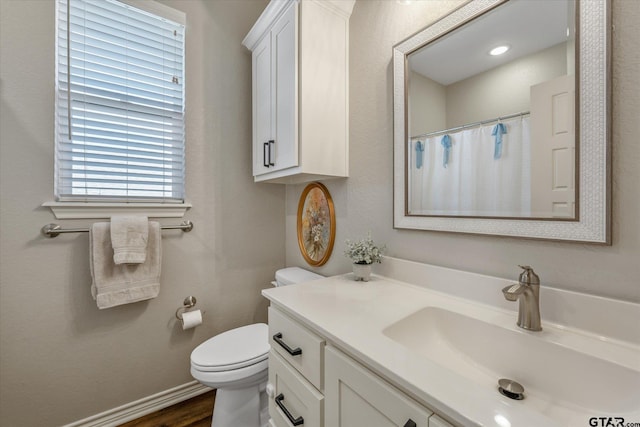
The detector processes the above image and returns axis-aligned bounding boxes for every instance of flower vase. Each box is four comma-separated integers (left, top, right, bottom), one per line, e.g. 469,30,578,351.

352,263,372,281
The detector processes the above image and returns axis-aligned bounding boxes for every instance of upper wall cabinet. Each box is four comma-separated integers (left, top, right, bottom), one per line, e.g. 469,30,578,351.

243,0,354,184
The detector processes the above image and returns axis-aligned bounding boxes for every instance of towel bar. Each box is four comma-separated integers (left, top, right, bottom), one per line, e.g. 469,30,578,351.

41,220,194,238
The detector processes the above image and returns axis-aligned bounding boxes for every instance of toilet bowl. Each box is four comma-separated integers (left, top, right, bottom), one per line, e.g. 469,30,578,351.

190,267,323,427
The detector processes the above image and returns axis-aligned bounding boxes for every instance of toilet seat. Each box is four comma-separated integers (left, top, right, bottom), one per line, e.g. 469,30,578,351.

191,357,269,389
191,323,269,372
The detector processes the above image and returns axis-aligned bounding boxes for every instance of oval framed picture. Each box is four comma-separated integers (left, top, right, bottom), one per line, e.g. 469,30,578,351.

297,182,336,266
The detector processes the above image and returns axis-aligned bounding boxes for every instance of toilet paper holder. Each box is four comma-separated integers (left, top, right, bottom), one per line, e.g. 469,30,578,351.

175,296,197,320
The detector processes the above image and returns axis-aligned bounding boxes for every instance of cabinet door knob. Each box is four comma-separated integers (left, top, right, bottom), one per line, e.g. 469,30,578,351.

273,332,302,356
268,140,275,166
403,419,417,427
275,393,304,426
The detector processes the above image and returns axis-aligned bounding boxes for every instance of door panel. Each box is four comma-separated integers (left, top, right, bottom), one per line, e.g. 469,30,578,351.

272,3,298,172
325,346,432,427
253,35,272,175
530,74,576,218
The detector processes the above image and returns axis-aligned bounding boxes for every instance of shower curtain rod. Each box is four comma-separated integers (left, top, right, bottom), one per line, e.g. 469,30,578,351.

410,111,530,140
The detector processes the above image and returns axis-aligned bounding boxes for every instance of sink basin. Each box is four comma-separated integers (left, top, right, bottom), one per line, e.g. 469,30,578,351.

382,306,640,415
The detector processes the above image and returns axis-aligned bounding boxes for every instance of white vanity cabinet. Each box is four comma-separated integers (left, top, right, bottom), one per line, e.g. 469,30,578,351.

266,305,455,427
242,0,354,184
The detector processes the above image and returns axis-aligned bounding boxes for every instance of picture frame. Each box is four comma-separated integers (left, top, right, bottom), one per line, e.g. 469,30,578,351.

297,182,336,266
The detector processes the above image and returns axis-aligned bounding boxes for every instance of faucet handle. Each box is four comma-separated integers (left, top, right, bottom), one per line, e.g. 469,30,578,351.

518,265,540,285
502,284,522,301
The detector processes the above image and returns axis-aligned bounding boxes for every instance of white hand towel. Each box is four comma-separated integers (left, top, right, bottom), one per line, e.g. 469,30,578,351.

90,221,161,309
110,215,149,264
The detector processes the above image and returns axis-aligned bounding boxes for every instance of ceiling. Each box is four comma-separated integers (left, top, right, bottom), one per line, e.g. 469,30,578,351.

409,0,573,86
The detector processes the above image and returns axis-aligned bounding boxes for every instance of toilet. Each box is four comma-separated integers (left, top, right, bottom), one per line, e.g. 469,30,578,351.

190,267,324,427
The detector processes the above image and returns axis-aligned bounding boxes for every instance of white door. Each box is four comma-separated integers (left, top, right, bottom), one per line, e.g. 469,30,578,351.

253,34,272,176
271,2,298,172
530,74,576,218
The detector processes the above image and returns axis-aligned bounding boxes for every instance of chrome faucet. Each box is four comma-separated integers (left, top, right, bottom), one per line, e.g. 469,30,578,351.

502,266,542,331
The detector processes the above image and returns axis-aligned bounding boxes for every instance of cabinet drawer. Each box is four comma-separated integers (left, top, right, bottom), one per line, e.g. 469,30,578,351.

269,350,323,427
269,306,325,390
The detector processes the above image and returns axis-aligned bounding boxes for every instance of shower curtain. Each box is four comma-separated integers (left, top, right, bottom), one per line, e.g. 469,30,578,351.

409,116,531,216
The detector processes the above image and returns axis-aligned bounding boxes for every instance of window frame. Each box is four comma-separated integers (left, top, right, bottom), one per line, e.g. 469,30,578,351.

48,0,190,218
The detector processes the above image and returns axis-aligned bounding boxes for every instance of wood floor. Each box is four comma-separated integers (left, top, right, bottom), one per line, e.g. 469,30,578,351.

118,390,216,427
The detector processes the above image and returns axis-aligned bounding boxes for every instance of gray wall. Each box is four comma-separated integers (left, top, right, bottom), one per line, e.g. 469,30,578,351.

409,71,446,136
286,0,640,304
410,42,567,135
446,42,567,128
0,0,279,426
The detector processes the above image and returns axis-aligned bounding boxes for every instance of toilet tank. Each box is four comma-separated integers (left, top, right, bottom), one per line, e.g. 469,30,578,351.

274,267,324,287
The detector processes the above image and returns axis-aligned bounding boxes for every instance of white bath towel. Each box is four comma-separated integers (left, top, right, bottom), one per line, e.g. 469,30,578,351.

110,215,149,264
90,221,161,309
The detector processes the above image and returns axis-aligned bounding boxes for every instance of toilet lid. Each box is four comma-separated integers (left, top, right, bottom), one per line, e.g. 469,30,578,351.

191,323,269,372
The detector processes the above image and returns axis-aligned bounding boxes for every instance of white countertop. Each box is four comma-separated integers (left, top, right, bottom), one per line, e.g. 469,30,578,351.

262,271,640,427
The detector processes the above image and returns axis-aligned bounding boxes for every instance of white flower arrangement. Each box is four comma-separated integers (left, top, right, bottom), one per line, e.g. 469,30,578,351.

344,232,385,265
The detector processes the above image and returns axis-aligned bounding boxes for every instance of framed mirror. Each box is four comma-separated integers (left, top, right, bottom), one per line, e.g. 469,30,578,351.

393,0,610,243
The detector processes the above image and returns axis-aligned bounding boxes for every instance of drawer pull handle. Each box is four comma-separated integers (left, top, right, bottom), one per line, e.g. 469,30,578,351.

403,420,417,427
268,140,275,166
273,332,302,356
275,393,304,426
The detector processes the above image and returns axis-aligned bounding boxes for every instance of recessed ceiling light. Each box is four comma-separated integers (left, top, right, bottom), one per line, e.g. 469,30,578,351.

396,0,412,4
489,45,510,56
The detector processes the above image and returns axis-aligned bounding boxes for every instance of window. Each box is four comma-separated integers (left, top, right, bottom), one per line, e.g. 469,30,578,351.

56,0,186,203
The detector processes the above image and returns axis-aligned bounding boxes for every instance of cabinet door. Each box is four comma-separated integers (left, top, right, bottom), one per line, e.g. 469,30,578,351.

270,2,298,172
252,33,272,176
325,346,432,427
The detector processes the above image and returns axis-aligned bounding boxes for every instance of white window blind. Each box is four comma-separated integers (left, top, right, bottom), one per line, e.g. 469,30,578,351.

56,0,186,202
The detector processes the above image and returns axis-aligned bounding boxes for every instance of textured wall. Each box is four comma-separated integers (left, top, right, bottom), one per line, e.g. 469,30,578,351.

409,71,446,136
0,0,278,425
286,0,640,303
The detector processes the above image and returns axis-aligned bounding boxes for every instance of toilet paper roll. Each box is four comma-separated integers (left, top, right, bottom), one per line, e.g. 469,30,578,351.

181,310,202,330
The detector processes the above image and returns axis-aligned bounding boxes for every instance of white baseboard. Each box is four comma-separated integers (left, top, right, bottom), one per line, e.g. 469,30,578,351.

63,381,211,427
